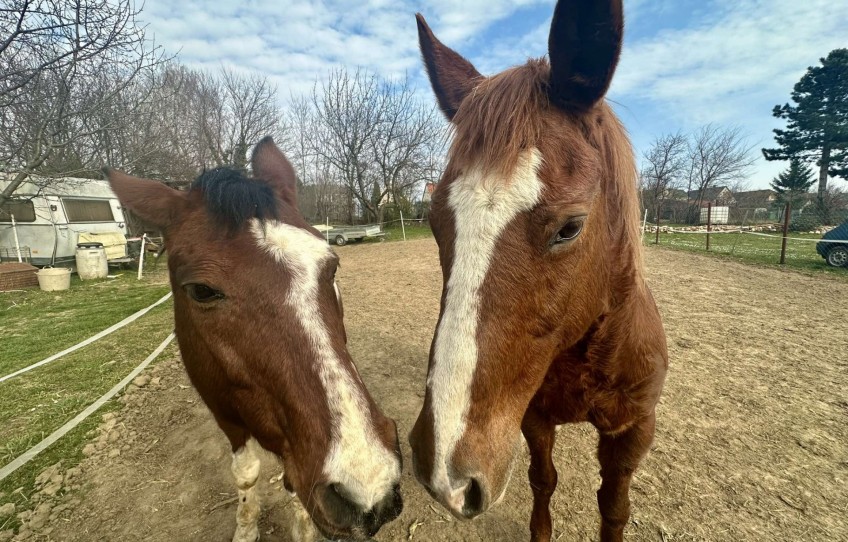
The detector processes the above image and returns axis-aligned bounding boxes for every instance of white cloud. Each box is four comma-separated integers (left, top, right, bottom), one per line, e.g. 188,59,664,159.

611,0,848,186
139,0,844,188
141,0,553,98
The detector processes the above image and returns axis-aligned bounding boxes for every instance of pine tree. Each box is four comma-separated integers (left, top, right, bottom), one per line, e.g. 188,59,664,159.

770,158,815,210
762,49,848,222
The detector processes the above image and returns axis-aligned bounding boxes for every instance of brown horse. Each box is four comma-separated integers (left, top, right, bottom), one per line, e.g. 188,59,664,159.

409,2,668,541
103,138,402,542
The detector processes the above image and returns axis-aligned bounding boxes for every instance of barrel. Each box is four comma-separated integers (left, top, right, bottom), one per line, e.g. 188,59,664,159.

75,242,108,280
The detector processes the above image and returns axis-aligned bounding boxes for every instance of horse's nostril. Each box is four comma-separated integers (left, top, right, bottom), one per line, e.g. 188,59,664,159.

462,477,486,518
323,482,360,527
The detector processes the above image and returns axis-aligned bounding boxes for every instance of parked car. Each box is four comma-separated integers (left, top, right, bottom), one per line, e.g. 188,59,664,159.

816,220,848,267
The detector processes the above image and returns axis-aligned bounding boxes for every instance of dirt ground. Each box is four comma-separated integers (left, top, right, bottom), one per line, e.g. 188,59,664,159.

9,239,848,541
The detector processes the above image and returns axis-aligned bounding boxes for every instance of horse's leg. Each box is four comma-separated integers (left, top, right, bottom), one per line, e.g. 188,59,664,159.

281,473,320,542
522,409,558,542
289,498,320,542
231,438,261,542
596,412,656,542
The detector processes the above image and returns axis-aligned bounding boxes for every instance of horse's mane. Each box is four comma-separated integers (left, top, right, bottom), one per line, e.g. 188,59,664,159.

450,57,644,281
449,58,549,178
190,167,278,231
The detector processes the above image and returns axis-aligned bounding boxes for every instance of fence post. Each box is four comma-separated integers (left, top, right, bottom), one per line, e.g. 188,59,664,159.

641,208,648,241
137,234,146,280
780,202,791,264
706,202,712,251
730,210,748,255
326,217,329,245
655,205,661,245
399,209,407,241
11,214,23,263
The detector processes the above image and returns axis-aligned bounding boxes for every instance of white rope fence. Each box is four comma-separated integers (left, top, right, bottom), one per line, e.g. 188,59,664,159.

646,227,844,243
0,332,176,482
0,292,172,384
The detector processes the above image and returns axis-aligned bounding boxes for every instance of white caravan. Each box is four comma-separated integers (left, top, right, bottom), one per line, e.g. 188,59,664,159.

0,176,129,267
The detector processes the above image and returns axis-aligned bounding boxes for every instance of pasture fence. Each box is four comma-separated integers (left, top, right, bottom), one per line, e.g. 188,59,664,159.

0,291,175,483
0,333,175,483
0,292,172,384
643,202,847,272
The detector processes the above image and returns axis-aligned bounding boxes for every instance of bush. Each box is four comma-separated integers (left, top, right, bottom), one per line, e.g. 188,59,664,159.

789,213,823,232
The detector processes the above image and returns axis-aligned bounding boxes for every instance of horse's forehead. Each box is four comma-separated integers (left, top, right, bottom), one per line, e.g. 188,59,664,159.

250,220,333,267
442,148,545,224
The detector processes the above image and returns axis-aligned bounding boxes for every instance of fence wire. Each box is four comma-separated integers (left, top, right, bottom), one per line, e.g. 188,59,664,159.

643,225,844,270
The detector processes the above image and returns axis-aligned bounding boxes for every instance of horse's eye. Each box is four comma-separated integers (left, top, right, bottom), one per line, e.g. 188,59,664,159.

184,283,224,303
553,218,586,245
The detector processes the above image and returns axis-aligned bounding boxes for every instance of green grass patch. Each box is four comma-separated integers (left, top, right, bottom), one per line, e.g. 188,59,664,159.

0,268,175,531
377,223,434,242
645,231,847,276
0,270,171,376
0,307,174,467
0,341,178,532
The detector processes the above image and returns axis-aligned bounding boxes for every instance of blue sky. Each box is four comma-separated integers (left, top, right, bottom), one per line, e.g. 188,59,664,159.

141,0,848,189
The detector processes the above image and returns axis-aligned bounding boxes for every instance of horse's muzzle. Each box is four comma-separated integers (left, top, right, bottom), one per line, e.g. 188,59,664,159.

316,481,403,539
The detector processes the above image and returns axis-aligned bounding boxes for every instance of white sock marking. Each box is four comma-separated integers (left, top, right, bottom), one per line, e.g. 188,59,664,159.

251,221,400,510
428,149,544,498
232,438,261,542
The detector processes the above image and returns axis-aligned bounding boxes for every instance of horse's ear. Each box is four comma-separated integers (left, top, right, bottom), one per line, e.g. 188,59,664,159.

251,136,297,206
547,0,624,111
102,168,185,229
416,13,482,121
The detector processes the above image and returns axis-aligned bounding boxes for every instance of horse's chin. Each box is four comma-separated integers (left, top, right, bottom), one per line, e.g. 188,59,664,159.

310,517,372,542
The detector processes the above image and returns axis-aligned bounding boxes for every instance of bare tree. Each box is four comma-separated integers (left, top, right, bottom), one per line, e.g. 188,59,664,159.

685,124,757,222
640,132,687,223
820,184,848,223
0,0,167,205
94,65,288,184
205,68,286,169
308,68,384,221
306,68,445,223
369,77,446,222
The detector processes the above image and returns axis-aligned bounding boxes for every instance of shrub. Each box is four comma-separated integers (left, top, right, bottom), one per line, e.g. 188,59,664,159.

789,213,823,232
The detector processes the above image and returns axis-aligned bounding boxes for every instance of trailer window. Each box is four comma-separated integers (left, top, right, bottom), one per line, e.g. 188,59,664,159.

62,198,114,222
0,199,36,222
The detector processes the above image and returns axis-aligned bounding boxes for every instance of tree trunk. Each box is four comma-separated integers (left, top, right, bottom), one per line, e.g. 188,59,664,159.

816,145,830,222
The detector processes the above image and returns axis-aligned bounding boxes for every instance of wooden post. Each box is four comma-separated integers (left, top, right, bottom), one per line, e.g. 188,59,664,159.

780,202,791,264
730,210,749,255
641,208,648,241
326,217,329,244
655,205,661,245
399,209,407,241
706,202,712,251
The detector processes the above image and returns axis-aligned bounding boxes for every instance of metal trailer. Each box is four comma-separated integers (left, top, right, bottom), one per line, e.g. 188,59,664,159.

317,224,386,246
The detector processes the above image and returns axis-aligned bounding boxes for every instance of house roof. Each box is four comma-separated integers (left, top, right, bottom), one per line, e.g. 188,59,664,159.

687,186,732,201
735,189,776,207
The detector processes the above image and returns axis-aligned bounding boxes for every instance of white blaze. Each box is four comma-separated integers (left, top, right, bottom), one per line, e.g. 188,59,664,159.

428,149,544,502
251,221,400,510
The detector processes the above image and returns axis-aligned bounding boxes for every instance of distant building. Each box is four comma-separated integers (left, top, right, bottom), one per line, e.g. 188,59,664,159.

734,189,777,211
687,186,735,206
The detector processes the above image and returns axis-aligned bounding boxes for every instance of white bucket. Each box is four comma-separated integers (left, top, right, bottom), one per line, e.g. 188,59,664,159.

37,267,71,291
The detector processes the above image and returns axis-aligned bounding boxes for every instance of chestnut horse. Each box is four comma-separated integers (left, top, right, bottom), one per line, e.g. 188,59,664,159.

103,138,402,542
409,2,668,541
